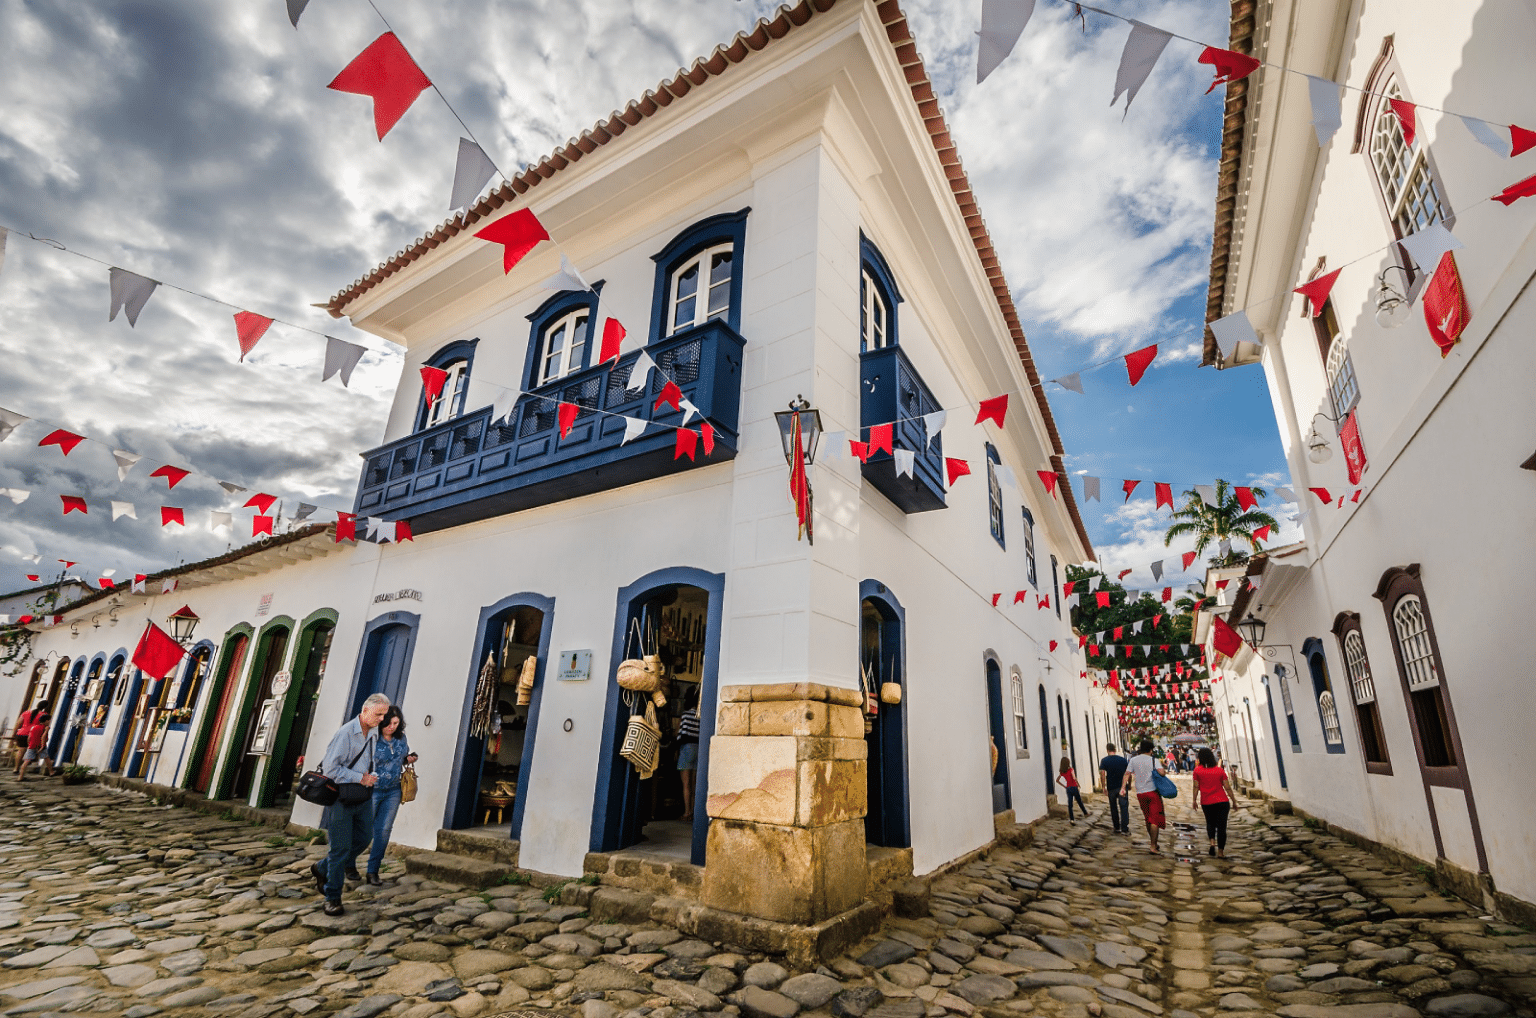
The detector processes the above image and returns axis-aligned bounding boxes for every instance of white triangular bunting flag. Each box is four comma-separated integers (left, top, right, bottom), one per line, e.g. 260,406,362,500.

322,336,367,387
1276,486,1296,502
368,517,391,543
894,448,915,478
821,430,846,460
2,488,30,504
921,410,946,450
108,267,160,327
1053,373,1084,394
1306,74,1343,146
1087,575,1100,592
1248,575,1263,591
1150,560,1162,581
1194,484,1217,507
542,254,593,293
210,511,232,532
161,578,178,594
976,0,1036,84
1133,619,1144,634
1104,645,1116,658
1111,22,1172,113
1460,116,1512,158
112,450,142,482
286,0,311,27
1082,475,1100,501
110,501,137,521
621,417,646,445
1180,644,1189,655
0,408,27,443
131,576,146,594
1210,310,1260,361
1219,538,1232,557
449,137,499,212
679,398,700,425
218,481,247,496
995,463,1017,489
625,351,656,392
1397,223,1463,276
491,386,519,425
294,503,318,522
1066,593,1079,610
1290,510,1310,522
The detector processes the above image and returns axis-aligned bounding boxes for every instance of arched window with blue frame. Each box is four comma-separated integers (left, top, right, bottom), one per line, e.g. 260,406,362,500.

1303,637,1347,754
414,338,480,432
525,286,601,391
860,233,902,352
1020,507,1037,587
650,209,750,341
986,444,1006,549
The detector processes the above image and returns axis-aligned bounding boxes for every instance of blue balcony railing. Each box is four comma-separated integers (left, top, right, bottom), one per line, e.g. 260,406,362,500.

356,321,745,533
859,345,946,513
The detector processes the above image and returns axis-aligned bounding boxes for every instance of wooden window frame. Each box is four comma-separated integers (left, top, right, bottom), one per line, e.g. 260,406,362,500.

1373,565,1466,789
1332,612,1392,774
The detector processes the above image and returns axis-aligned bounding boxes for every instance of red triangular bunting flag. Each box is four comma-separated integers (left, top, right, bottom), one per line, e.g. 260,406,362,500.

1096,592,1110,608
1154,482,1172,509
98,578,115,590
395,519,414,542
1422,251,1471,358
1049,640,1058,652
1308,486,1332,504
1492,171,1536,206
654,380,683,413
1234,486,1256,511
474,208,550,274
132,621,187,680
599,318,626,365
60,496,87,515
1254,525,1271,541
1063,581,1076,596
253,515,274,536
1182,550,1197,570
700,421,715,457
1113,626,1123,640
1197,46,1260,93
1079,634,1089,648
160,507,184,528
1089,644,1100,657
1037,470,1058,497
850,440,870,463
1014,590,1028,604
1389,98,1417,147
868,423,893,456
420,365,449,406
946,458,971,485
39,430,85,455
1122,479,1141,502
233,311,274,362
327,32,432,140
58,560,75,568
335,512,357,542
975,394,1008,428
244,493,278,514
674,428,698,461
1215,579,1230,590
1124,344,1157,386
557,401,579,440
1294,268,1342,317
1211,615,1244,659
150,465,190,489
1162,587,1172,603
1512,124,1536,158
1117,569,1132,581
991,594,1002,607
26,575,39,582
1037,595,1049,610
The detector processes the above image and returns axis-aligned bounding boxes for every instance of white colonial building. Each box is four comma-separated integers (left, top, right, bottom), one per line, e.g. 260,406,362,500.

4,0,1118,925
1197,0,1536,922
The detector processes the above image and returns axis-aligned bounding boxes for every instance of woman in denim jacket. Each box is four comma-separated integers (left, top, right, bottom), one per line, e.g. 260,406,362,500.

363,706,417,884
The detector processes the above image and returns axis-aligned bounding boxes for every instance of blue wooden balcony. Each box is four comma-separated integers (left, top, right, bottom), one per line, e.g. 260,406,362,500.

859,345,946,513
355,322,745,534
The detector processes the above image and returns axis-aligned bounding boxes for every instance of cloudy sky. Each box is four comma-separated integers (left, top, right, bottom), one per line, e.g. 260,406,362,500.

0,0,1296,594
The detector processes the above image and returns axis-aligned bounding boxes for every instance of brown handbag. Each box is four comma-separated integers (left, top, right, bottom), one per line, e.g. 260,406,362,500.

399,763,417,804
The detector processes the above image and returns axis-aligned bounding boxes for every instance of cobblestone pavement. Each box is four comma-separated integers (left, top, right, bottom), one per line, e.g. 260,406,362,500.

0,773,1531,1018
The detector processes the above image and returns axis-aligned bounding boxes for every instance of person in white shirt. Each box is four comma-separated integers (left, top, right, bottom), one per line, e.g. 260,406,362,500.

1120,738,1167,854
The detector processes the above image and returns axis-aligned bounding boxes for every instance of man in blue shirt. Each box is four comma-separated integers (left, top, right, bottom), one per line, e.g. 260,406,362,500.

1099,744,1130,835
310,693,390,915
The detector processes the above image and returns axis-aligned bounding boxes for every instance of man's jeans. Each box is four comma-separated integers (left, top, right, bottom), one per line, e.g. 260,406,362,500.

324,798,374,901
365,785,402,875
1108,792,1130,832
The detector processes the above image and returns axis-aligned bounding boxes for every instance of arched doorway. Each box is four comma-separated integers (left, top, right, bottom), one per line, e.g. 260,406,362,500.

260,614,336,809
92,654,127,735
984,657,1010,813
349,613,418,717
1037,685,1052,796
18,661,46,717
448,595,553,833
48,660,86,758
185,628,252,794
592,568,723,866
218,618,293,803
41,658,70,718
860,582,909,848
61,657,105,764
108,669,144,775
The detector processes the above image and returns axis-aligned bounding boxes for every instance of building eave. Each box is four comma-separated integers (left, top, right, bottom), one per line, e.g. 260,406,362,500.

1202,0,1259,368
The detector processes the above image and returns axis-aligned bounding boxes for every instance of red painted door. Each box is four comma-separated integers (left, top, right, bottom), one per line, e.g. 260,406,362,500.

193,636,248,794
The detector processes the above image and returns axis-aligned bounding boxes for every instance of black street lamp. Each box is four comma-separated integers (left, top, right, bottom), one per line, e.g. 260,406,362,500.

1236,613,1267,648
774,396,822,545
167,605,200,645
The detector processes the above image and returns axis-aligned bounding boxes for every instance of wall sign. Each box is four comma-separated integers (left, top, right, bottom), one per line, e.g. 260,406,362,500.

270,670,292,696
373,588,423,605
256,593,273,617
556,650,591,681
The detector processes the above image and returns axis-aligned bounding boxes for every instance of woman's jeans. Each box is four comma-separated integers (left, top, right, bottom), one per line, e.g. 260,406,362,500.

1202,801,1232,849
1064,785,1086,820
367,785,402,875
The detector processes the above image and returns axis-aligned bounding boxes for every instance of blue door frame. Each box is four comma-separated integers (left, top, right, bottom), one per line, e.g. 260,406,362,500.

861,580,910,849
346,612,420,720
445,593,555,835
48,661,86,759
108,670,145,774
591,567,724,867
1037,685,1052,796
984,656,1011,813
1262,683,1288,789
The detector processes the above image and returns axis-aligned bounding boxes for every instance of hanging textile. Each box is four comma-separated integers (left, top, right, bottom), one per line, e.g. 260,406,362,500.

469,652,499,739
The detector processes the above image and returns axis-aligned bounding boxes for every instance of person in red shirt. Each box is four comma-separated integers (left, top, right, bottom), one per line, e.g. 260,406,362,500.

11,707,36,771
17,712,52,781
1191,746,1238,857
1056,756,1089,823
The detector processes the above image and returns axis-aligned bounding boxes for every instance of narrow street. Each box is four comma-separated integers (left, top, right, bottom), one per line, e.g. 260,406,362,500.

0,774,1528,1018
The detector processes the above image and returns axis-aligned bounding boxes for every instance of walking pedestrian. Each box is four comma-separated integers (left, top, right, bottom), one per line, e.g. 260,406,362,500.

1099,743,1129,835
11,705,36,770
1121,738,1166,854
676,694,700,819
361,706,417,885
16,712,52,781
1192,746,1237,858
309,693,389,916
1056,756,1089,823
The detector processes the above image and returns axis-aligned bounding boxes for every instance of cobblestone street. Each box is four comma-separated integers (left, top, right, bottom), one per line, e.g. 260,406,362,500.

0,774,1530,1018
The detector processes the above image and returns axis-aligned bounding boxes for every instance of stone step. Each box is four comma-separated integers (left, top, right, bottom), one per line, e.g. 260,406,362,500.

435,827,520,867
402,850,512,888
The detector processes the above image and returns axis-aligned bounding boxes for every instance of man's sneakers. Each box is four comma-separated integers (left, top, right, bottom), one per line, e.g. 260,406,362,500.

310,861,326,896
344,868,363,883
323,900,344,917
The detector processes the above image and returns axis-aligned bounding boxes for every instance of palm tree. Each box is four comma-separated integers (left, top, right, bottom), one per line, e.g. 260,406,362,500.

1164,479,1279,568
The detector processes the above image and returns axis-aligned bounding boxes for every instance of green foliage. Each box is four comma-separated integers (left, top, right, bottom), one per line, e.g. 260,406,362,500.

0,585,64,677
541,880,570,903
1163,479,1279,567
497,871,532,886
61,763,95,780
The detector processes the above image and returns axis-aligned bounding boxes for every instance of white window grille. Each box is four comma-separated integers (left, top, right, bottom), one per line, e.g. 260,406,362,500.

1325,337,1360,421
1392,595,1440,691
669,243,734,335
1371,84,1451,239
424,359,468,428
536,310,590,387
1343,631,1376,705
1318,690,1344,746
1010,669,1027,756
861,268,890,352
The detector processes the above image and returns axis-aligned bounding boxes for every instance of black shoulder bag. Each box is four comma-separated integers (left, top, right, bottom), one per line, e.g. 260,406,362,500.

297,739,372,807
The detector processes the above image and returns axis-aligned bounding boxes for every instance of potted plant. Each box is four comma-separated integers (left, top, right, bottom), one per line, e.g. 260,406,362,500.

60,763,95,787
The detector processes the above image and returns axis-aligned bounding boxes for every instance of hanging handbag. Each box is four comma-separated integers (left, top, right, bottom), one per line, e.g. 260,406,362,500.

617,619,662,693
515,654,537,707
619,698,662,779
297,741,370,807
399,763,418,804
1152,769,1178,799
880,682,902,705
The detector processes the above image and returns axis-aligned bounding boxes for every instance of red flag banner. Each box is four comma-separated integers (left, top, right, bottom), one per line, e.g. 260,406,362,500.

599,318,626,365
395,520,414,543
849,440,870,463
160,507,184,528
60,496,87,515
1308,486,1332,504
1122,479,1141,502
557,402,579,440
1422,251,1471,357
1234,486,1256,511
1211,615,1244,659
244,493,278,514
1124,344,1158,386
868,423,893,456
1388,98,1417,147
1198,46,1260,92
420,366,449,407
1182,551,1197,570
1096,592,1110,608
700,421,715,457
233,311,274,361
1294,268,1342,318
1492,171,1536,206
1513,125,1536,158
474,208,550,274
947,458,971,486
1254,525,1271,542
1340,409,1367,485
132,621,186,680
1154,483,1172,509
39,429,85,455
654,380,683,413
149,465,190,489
1037,469,1058,497
327,32,432,140
335,512,357,542
252,515,274,536
975,394,1008,428
674,428,698,461
1014,590,1028,604
788,412,811,542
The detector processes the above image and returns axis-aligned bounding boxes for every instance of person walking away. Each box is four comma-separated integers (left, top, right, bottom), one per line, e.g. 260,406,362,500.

676,696,700,819
310,693,389,915
361,706,417,885
16,712,52,781
11,706,36,771
1121,739,1166,854
1056,756,1088,823
1098,744,1129,835
1192,746,1238,857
